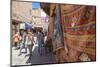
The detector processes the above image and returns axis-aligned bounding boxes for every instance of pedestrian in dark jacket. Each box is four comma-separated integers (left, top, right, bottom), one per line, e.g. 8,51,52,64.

37,30,44,56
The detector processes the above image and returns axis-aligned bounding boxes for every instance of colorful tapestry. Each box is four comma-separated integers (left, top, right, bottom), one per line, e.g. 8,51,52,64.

61,5,96,61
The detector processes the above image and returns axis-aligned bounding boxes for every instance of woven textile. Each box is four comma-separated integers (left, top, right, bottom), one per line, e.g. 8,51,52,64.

61,5,96,61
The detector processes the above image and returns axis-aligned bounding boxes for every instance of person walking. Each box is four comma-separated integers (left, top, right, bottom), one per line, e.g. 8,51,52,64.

13,31,21,50
18,30,27,56
25,29,34,59
37,30,44,56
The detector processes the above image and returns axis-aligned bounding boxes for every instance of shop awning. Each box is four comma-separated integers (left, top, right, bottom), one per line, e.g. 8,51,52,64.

25,22,33,29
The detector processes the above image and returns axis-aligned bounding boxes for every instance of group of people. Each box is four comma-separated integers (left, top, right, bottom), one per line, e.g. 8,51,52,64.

12,28,47,59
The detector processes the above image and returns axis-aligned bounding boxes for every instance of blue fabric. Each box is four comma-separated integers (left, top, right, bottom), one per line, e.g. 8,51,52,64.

53,6,62,40
52,6,63,51
25,23,32,29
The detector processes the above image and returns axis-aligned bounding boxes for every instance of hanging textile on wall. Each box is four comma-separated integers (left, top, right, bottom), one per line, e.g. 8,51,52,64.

61,5,96,61
52,5,64,52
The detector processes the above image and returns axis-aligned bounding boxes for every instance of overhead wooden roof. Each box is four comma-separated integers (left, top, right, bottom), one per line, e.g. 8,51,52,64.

40,3,57,17
40,3,50,15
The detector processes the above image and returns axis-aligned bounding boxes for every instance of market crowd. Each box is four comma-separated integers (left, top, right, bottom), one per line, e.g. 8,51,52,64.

12,28,48,59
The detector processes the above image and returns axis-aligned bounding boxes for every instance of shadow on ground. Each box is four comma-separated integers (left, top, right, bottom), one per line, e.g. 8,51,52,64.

26,46,56,65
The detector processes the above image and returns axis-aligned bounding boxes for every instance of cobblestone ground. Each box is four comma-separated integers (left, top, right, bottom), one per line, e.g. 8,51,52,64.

12,42,56,66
